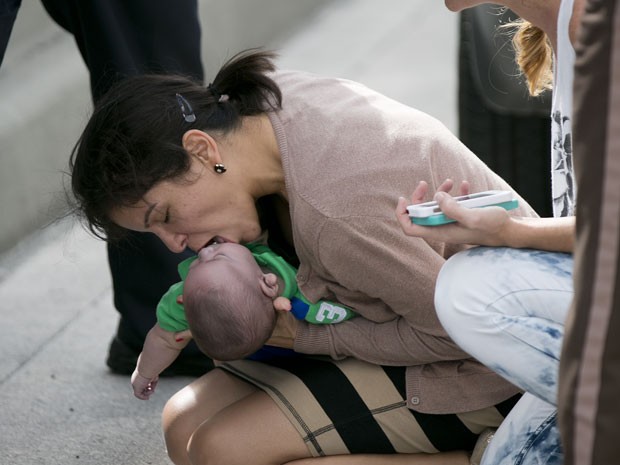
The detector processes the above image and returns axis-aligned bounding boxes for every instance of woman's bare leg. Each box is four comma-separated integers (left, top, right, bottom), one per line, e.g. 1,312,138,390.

284,452,469,465
184,388,470,465
162,368,259,465
186,390,310,465
163,369,472,465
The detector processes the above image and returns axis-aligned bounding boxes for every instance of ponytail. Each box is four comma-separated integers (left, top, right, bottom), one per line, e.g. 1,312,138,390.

502,19,553,96
211,48,282,116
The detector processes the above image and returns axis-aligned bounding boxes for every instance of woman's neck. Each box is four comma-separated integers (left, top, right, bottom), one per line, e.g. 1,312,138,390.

232,114,294,255
505,0,560,50
505,0,585,51
234,114,287,201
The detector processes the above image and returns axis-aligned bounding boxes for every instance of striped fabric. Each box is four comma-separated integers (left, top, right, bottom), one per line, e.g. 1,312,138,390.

558,1,620,464
220,357,519,457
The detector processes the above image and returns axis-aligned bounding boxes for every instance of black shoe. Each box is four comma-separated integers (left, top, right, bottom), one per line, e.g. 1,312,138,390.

106,336,214,377
106,335,140,375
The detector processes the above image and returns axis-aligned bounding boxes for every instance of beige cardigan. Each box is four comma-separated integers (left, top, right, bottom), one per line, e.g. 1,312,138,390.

269,70,538,414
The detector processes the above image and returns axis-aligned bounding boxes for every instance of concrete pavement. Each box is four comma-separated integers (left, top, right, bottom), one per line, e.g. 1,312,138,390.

0,1,458,464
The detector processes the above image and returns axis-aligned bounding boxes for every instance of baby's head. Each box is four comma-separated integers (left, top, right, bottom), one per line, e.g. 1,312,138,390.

183,243,280,360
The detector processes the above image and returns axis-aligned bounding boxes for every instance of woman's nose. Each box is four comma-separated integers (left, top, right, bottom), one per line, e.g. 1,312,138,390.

155,230,188,253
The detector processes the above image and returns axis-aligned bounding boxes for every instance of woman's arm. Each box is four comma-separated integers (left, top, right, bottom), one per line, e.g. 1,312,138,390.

396,180,575,252
286,217,474,365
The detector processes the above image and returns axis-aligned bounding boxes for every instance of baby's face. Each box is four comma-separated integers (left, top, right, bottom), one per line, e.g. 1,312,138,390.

184,243,261,296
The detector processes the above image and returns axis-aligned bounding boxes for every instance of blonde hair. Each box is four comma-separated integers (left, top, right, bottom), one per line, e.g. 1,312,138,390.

502,19,553,96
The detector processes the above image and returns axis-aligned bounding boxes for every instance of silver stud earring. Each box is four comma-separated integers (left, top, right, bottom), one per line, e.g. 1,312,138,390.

214,163,227,174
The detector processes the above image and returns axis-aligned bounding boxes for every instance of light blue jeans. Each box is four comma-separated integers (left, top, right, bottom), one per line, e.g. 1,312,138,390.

435,247,573,465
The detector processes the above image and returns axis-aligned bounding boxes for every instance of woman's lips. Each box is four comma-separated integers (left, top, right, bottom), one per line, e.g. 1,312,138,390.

199,236,234,251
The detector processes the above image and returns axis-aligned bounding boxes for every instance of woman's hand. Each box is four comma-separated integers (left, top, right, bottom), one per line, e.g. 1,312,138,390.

265,308,298,349
396,179,514,246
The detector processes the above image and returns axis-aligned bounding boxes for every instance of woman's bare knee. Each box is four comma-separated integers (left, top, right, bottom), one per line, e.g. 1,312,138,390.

187,391,309,465
162,369,259,465
162,387,199,465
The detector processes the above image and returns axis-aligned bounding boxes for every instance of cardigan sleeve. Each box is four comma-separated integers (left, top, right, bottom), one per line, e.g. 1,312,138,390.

293,216,472,365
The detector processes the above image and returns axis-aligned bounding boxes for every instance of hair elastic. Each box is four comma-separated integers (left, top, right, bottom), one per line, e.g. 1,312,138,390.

207,83,229,103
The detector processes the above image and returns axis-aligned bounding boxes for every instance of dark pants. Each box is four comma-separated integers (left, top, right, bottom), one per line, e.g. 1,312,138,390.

0,0,21,66
458,6,553,218
40,0,204,100
3,0,210,367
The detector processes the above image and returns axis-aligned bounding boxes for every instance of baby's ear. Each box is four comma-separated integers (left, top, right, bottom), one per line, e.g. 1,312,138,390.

259,273,279,298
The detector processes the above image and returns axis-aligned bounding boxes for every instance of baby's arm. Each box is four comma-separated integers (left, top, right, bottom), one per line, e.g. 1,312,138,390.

132,324,191,400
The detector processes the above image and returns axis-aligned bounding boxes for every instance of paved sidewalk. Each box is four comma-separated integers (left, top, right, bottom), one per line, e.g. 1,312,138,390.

0,2,458,464
0,218,189,464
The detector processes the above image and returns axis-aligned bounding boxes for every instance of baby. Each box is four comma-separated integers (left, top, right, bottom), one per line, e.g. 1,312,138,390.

131,242,356,400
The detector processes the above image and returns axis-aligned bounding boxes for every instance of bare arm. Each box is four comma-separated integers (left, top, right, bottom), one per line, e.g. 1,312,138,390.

132,324,191,400
501,215,574,251
396,180,575,253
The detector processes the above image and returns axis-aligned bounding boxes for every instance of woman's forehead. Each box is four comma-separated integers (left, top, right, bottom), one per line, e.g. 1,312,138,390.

109,180,178,229
108,201,151,231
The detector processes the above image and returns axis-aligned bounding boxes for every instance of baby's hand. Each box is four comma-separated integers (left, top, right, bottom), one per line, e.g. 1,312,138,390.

266,309,297,349
273,296,292,312
131,369,159,400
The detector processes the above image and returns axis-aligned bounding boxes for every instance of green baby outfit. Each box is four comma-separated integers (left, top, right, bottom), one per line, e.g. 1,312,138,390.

156,243,356,333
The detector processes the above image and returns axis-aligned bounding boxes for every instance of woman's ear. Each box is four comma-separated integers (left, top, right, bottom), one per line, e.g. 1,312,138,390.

182,129,222,167
259,273,279,299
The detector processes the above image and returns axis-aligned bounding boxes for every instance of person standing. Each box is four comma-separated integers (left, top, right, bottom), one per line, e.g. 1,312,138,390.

558,1,620,463
1,0,214,375
397,0,585,463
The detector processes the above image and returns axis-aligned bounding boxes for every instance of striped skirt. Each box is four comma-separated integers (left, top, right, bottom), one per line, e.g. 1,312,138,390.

219,355,520,457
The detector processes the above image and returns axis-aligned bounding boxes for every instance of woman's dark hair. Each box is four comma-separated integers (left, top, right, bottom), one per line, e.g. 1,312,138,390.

69,48,282,240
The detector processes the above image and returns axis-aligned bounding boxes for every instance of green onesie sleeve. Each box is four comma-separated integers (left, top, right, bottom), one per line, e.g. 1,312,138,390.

156,281,189,332
155,255,198,332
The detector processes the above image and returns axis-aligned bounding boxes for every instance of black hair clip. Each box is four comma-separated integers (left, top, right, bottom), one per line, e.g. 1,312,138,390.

176,93,196,123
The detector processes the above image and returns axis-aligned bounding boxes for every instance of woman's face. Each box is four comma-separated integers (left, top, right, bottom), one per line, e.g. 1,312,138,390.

109,159,263,253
